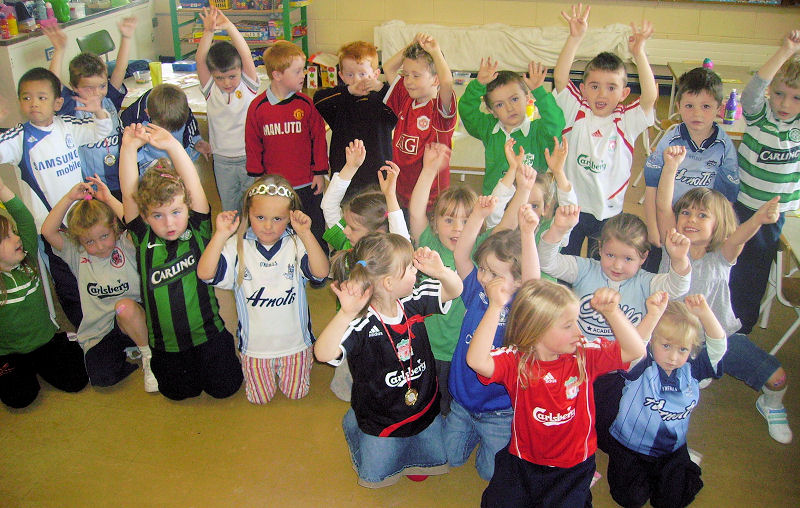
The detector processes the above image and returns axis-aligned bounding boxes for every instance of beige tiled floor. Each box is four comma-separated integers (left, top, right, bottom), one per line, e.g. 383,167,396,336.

1,110,798,507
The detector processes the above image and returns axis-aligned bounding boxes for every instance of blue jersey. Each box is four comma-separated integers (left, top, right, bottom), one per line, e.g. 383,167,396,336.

58,82,126,191
119,89,201,172
448,268,512,413
610,349,721,457
644,123,740,203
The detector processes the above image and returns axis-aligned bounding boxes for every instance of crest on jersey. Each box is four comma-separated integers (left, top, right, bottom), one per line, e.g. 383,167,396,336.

110,247,125,268
293,109,304,121
417,115,431,131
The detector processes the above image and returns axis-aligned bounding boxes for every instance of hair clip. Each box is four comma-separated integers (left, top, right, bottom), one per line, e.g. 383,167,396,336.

248,183,294,199
159,173,179,181
83,193,93,201
356,260,367,267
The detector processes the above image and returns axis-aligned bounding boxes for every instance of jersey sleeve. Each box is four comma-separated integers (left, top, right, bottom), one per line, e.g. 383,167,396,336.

245,96,266,177
67,116,113,146
528,85,566,171
713,133,741,202
478,346,519,387
2,196,38,255
323,219,350,251
619,103,655,143
335,317,368,366
404,278,451,317
584,338,627,380
554,81,582,131
207,236,238,290
312,85,346,126
457,79,492,140
384,76,407,114
125,215,148,246
52,232,81,276
740,73,768,119
107,80,127,111
0,125,23,165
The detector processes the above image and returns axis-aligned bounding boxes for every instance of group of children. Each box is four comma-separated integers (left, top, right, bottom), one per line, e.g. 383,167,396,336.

1,2,799,505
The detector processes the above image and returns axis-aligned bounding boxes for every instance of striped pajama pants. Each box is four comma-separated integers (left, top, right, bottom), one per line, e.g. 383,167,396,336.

241,347,313,404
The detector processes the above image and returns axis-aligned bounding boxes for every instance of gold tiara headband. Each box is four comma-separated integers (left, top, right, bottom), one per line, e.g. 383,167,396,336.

248,183,294,198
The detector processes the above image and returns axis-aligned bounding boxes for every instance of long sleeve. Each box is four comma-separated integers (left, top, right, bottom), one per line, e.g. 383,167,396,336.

245,96,265,177
458,79,493,140
740,73,768,117
0,125,23,165
321,173,350,228
486,180,516,229
387,209,410,241
538,237,578,282
527,86,566,172
649,265,690,299
705,335,727,371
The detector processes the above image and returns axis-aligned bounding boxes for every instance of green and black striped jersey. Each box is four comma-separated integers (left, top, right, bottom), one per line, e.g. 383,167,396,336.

127,212,224,352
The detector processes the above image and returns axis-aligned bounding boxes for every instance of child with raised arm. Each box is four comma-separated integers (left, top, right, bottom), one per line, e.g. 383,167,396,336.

0,175,88,408
641,67,739,273
444,199,540,481
41,176,155,391
553,4,656,257
314,41,397,200
468,284,646,507
315,233,463,487
119,122,242,401
246,40,328,252
606,294,726,508
321,139,408,253
0,67,112,327
121,84,210,172
197,175,328,404
458,58,565,195
382,33,457,210
657,145,792,444
45,18,137,198
196,6,260,213
729,30,800,335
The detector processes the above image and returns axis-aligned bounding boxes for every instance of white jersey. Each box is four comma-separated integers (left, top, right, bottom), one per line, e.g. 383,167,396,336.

56,232,141,351
556,81,653,219
207,228,324,358
0,116,113,227
202,73,260,157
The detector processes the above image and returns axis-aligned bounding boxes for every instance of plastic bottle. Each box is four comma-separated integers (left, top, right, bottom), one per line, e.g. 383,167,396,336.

34,0,46,21
0,14,9,40
7,11,17,36
723,89,738,125
703,58,713,70
50,0,68,22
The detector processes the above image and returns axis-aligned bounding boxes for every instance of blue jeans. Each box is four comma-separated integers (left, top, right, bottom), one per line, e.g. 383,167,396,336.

723,333,781,391
342,409,448,486
444,399,513,481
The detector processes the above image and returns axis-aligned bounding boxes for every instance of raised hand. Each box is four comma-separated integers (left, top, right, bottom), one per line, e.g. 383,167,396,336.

421,143,451,176
66,181,94,201
552,204,581,231
378,161,400,197
331,280,373,317
199,6,218,32
544,136,568,175
591,287,621,316
755,196,781,225
684,293,710,316
42,25,67,51
515,161,537,194
415,33,441,54
122,123,148,150
344,139,367,169
645,290,669,319
562,3,590,38
118,16,138,38
664,228,691,260
215,210,240,237
519,203,540,236
74,94,104,116
504,138,522,174
86,174,113,203
663,145,687,169
477,57,499,85
524,61,548,91
473,195,499,220
413,246,446,277
628,20,654,56
484,277,513,308
782,29,800,54
290,209,312,234
144,123,180,151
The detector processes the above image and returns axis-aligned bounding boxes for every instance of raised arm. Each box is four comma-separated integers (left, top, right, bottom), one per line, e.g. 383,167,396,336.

111,17,138,91
417,33,454,113
757,30,800,82
42,182,95,251
290,210,331,279
721,196,780,263
635,291,668,342
87,174,124,220
120,124,148,222
382,43,407,85
409,143,450,241
195,7,219,87
495,162,535,232
455,195,497,279
554,3,590,92
42,26,67,80
315,281,372,362
145,124,210,214
466,277,513,378
655,145,686,242
592,288,646,363
197,211,239,281
414,247,463,302
519,204,541,283
628,20,657,114
377,161,409,240
685,294,727,370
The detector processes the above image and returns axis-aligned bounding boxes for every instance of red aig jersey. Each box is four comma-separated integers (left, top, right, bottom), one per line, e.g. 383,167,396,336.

479,338,626,468
384,76,457,208
245,90,328,187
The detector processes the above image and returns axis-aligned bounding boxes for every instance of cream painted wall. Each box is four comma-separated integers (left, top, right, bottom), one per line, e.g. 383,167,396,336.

306,0,800,56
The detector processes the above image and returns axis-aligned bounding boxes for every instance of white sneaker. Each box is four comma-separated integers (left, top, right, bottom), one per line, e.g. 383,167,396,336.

141,355,159,393
756,394,793,444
